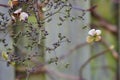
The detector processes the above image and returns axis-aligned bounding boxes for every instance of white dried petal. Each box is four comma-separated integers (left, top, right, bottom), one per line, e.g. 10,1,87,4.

88,29,96,36
20,12,28,21
14,8,22,14
96,30,101,35
11,15,16,21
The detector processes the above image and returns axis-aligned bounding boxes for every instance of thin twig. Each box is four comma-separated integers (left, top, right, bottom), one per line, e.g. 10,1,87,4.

0,4,9,8
59,42,88,60
26,67,30,80
33,0,41,28
46,66,80,80
91,10,118,35
101,39,119,60
16,65,81,80
79,48,111,79
43,5,65,20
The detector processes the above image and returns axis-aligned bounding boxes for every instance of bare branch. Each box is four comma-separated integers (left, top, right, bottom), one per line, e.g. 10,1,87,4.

16,65,81,80
79,48,111,79
16,42,88,80
101,39,119,60
59,42,88,60
91,10,118,35
46,67,80,80
0,4,9,8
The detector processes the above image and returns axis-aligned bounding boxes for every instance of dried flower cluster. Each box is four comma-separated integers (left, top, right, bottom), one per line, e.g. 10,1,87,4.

86,29,102,43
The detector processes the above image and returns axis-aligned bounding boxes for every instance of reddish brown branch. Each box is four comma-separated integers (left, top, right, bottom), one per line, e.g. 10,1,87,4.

16,65,81,80
91,11,118,35
0,4,9,8
87,5,97,12
113,0,120,3
46,67,80,80
16,42,88,80
79,49,111,79
59,42,88,60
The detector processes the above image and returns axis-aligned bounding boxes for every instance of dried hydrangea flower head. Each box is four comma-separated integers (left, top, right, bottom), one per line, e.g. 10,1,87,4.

86,29,102,43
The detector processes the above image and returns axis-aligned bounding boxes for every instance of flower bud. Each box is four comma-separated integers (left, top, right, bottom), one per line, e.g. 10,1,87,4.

2,51,8,60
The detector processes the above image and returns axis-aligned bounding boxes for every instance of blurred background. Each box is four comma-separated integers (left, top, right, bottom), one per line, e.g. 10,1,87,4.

0,0,119,80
